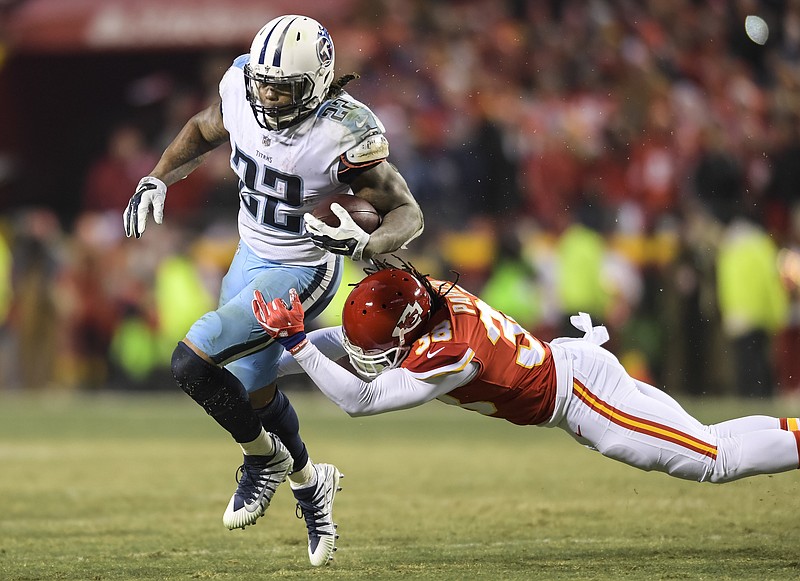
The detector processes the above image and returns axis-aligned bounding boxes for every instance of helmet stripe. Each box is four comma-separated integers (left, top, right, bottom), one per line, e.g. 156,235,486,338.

271,15,299,67
257,15,292,65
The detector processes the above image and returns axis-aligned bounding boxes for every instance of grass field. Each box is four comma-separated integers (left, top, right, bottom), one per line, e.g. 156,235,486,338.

1,390,799,580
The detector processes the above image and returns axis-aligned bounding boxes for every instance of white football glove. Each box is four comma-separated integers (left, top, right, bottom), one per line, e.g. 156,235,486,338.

123,176,167,239
304,203,371,261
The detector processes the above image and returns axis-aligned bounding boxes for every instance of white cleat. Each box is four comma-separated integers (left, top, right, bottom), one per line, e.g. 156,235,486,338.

292,463,343,566
222,434,292,530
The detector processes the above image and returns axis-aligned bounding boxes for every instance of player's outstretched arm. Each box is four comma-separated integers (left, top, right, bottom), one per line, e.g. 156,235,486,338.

122,102,229,238
150,102,229,185
277,326,346,377
252,288,309,354
253,289,447,416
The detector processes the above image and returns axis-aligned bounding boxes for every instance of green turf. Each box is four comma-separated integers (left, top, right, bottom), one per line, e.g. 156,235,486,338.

1,390,799,580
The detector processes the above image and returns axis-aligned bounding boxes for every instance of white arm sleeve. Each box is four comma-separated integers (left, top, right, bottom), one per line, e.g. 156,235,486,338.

289,340,478,416
277,326,348,377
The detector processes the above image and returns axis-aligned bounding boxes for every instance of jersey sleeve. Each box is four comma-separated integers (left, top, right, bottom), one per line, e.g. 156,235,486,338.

403,341,477,380
337,133,389,183
290,341,454,416
315,95,390,182
219,55,249,135
277,326,347,378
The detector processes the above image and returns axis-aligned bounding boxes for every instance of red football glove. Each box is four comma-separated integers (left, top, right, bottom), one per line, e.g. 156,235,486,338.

252,288,308,353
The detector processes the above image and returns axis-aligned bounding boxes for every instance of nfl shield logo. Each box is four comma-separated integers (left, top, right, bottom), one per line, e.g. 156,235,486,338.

262,135,271,147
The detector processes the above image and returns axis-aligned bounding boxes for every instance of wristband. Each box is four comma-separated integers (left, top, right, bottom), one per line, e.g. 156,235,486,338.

287,337,309,355
276,332,307,353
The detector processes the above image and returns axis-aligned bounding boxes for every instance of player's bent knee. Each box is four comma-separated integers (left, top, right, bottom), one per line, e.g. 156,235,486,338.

703,460,737,484
704,458,743,484
249,384,278,408
171,341,217,399
171,341,252,417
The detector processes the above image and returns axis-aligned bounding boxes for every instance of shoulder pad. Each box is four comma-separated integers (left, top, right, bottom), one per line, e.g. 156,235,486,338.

404,343,475,380
232,54,249,70
317,96,385,136
345,134,389,165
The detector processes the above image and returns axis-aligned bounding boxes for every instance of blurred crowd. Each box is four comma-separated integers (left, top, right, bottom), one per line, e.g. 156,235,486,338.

2,0,800,398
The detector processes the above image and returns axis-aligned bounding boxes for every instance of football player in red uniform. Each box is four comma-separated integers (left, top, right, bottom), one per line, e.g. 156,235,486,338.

255,260,800,485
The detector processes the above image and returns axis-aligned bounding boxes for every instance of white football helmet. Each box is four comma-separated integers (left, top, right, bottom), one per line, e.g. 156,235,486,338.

244,15,335,130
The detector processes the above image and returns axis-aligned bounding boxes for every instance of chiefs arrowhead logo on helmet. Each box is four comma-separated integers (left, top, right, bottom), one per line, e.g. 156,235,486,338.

392,301,425,346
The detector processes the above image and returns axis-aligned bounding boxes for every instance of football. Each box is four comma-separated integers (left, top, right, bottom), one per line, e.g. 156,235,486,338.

311,194,382,233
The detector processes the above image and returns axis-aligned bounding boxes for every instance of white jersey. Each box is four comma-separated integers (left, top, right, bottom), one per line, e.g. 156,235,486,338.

219,55,389,265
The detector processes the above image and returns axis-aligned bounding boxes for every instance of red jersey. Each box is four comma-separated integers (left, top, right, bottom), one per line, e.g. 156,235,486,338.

401,281,558,425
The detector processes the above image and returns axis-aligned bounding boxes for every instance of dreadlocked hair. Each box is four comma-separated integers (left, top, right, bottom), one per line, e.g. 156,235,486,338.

364,256,459,315
325,73,360,100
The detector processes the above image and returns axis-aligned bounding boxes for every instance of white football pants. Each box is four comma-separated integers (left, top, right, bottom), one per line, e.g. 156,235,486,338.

552,316,800,483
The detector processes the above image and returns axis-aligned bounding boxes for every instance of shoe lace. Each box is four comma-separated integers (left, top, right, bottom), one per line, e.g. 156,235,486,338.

234,460,267,502
295,493,332,537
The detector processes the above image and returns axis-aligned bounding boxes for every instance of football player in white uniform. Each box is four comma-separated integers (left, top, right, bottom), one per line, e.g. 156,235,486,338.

122,15,423,567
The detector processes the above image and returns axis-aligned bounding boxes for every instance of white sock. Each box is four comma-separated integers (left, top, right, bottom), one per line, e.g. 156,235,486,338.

239,427,275,456
289,459,317,488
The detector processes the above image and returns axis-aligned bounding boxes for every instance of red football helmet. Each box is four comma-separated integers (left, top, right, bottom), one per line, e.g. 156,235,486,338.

342,268,432,378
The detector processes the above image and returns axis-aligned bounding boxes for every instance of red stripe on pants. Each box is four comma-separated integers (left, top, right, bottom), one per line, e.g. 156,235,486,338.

794,431,800,469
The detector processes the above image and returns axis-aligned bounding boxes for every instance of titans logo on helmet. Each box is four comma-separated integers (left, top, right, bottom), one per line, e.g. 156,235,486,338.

316,27,334,67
